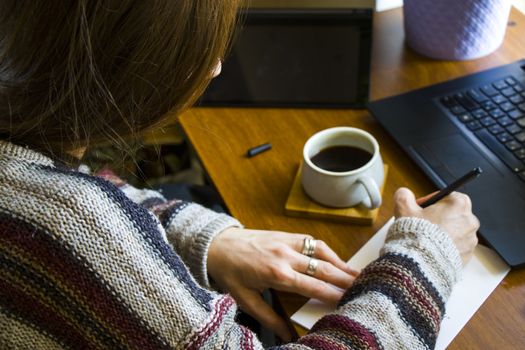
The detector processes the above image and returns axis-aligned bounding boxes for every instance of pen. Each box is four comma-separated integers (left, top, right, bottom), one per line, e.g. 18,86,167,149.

420,167,483,208
247,142,272,157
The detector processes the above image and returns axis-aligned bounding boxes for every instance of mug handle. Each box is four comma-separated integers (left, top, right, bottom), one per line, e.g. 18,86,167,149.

356,176,382,209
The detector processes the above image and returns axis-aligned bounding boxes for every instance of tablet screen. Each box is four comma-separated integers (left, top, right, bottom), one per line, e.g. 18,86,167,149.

199,9,372,108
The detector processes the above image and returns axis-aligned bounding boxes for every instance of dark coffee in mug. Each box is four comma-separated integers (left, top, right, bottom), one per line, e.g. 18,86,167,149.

310,145,373,172
302,127,384,208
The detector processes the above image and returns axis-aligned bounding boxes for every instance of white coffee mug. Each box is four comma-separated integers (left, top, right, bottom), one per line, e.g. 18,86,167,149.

301,127,384,209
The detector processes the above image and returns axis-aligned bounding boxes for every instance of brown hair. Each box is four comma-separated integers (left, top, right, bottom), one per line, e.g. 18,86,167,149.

0,0,240,160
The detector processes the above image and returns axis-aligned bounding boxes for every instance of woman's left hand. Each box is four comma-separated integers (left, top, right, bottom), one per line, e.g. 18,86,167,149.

207,227,359,342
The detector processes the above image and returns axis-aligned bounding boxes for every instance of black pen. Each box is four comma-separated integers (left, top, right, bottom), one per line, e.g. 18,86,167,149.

420,167,483,208
247,142,272,157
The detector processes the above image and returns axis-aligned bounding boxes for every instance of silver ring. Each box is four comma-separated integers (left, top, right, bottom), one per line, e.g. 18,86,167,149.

301,237,317,257
305,258,319,276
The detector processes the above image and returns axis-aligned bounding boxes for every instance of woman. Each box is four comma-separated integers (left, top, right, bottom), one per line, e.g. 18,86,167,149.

0,1,479,349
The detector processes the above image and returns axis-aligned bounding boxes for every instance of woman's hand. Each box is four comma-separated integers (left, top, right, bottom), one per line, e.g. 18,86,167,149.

394,187,480,264
207,228,359,342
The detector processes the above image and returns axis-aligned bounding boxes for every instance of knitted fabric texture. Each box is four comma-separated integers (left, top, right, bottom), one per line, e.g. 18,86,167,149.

0,141,462,349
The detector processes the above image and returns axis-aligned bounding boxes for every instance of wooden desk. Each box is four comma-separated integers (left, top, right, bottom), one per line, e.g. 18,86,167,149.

179,8,525,349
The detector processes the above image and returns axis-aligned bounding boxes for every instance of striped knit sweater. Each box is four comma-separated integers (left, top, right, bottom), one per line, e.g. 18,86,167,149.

0,140,463,349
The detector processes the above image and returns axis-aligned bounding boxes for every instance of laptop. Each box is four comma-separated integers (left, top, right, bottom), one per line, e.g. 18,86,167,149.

368,59,525,268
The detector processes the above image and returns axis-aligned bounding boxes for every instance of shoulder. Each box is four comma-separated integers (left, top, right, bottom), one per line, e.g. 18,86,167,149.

0,157,162,244
0,153,210,296
0,157,218,347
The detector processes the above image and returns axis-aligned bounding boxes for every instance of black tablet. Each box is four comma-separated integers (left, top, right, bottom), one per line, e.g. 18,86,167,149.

199,8,373,108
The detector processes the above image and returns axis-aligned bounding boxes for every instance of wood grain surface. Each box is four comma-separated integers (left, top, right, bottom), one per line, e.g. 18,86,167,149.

178,7,525,349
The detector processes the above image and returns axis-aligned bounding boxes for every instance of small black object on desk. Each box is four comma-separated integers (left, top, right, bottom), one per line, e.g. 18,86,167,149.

247,143,272,158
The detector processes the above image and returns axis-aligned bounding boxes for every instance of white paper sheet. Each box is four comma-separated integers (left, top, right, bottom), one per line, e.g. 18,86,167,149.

291,217,510,350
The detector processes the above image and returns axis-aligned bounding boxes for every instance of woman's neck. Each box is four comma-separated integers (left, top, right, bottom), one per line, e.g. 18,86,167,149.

68,147,86,160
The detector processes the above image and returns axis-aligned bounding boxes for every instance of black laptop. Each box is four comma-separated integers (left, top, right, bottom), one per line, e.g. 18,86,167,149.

368,59,525,268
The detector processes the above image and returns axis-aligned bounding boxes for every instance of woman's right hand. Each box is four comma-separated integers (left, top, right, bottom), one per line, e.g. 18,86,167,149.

393,187,480,265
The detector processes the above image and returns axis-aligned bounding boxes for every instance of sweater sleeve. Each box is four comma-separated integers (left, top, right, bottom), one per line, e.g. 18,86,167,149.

99,167,462,349
2,156,463,349
94,169,242,289
179,216,461,350
279,217,463,350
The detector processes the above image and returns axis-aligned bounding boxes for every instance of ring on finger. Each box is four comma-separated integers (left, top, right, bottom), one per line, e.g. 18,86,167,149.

302,237,317,257
305,258,319,276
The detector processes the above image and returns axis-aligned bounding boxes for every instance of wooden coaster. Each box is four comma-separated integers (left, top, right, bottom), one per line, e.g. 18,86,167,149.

285,164,389,225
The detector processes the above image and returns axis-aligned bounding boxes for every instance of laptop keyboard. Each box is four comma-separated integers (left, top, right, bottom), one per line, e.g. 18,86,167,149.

440,76,525,182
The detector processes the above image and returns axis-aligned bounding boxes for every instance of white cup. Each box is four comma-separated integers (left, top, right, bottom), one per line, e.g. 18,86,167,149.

301,127,384,209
